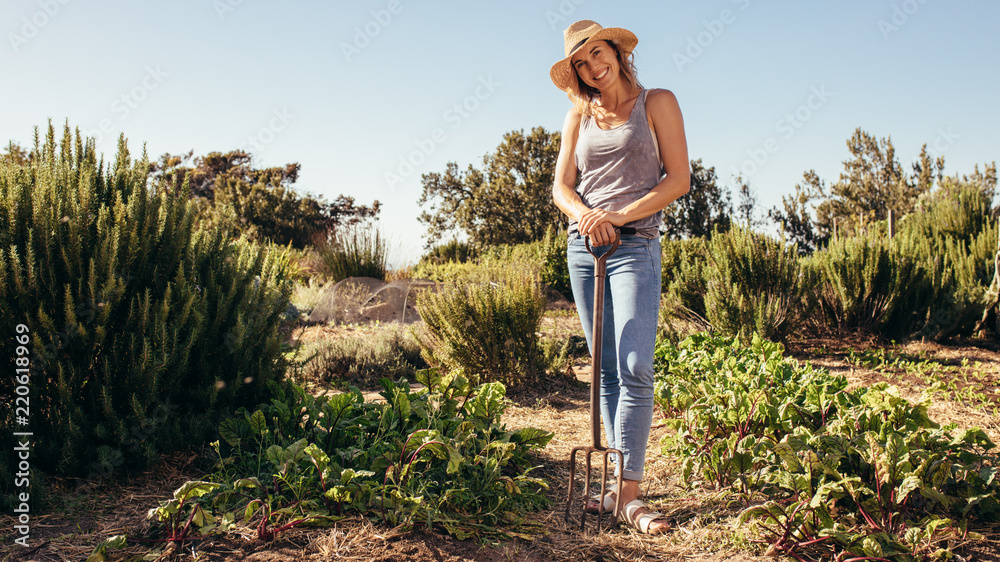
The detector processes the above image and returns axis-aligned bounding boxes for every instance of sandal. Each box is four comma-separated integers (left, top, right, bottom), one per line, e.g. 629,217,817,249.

585,490,618,514
623,499,670,535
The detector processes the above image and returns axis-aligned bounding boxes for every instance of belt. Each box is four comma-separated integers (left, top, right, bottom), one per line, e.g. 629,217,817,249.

619,227,637,235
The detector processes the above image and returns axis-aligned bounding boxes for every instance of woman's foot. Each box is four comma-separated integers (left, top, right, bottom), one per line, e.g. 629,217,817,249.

614,479,669,534
622,500,670,535
585,491,617,514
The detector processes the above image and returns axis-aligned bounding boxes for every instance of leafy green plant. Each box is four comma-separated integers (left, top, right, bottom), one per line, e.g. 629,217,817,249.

139,373,551,548
147,481,226,543
415,267,547,388
0,124,291,499
655,333,1000,561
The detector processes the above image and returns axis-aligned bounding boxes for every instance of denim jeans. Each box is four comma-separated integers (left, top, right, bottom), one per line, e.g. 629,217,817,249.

567,233,661,481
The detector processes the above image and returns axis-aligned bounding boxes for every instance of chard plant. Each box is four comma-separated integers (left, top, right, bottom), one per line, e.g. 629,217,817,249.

655,333,1000,561
137,371,551,550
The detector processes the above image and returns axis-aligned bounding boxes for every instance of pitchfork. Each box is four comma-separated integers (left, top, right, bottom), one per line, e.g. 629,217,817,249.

565,230,624,532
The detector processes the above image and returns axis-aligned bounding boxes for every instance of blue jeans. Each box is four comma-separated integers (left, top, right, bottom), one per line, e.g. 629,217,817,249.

567,233,661,481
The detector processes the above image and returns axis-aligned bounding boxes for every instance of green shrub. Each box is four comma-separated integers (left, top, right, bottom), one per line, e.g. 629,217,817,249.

0,124,291,494
808,234,926,336
654,332,1000,560
415,267,547,388
315,222,387,282
538,224,571,301
703,227,806,343
419,238,477,265
296,326,426,387
659,236,710,341
410,258,492,283
289,278,326,317
895,182,998,339
413,226,573,300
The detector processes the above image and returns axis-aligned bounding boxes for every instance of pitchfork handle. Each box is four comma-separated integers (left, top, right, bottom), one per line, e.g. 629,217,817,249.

584,231,620,448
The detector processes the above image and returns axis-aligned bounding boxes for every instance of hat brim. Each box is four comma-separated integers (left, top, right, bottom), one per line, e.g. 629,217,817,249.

550,27,638,92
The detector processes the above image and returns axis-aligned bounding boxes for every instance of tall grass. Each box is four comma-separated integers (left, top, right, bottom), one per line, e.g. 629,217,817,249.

295,325,426,387
315,223,388,282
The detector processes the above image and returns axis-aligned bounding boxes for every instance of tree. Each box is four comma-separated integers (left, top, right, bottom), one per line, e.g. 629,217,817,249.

149,150,380,248
734,174,763,230
418,127,561,248
661,159,730,239
815,128,940,237
1,141,32,166
768,170,829,254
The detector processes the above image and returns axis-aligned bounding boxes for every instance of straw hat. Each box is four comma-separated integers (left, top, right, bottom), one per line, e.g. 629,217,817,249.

550,20,638,91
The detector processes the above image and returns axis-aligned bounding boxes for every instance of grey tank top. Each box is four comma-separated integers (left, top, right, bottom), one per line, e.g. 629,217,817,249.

569,89,664,238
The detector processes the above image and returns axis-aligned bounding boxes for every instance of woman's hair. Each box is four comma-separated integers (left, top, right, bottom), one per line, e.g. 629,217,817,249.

567,40,643,116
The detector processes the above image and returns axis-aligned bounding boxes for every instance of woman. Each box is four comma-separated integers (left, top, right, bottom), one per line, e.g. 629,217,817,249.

550,20,690,535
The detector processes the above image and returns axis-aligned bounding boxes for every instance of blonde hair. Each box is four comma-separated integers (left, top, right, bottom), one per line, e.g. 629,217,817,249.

566,40,643,116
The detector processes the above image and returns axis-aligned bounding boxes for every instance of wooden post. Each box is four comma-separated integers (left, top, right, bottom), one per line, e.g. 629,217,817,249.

888,209,895,239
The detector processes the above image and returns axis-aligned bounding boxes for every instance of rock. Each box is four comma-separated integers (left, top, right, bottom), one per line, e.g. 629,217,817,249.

308,277,437,325
307,277,387,324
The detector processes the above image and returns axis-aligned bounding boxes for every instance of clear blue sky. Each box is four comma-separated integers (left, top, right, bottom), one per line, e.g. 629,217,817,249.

3,0,998,266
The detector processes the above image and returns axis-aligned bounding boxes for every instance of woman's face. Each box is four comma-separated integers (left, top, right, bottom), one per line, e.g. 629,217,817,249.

571,40,619,91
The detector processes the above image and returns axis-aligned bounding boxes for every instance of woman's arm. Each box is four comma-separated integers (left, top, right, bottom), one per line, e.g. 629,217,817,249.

552,108,587,220
576,89,690,237
552,108,620,245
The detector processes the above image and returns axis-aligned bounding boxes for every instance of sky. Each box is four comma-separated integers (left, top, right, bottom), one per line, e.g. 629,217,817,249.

3,0,999,266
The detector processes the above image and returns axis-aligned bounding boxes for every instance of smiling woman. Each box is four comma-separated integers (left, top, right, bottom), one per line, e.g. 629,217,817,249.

549,19,691,536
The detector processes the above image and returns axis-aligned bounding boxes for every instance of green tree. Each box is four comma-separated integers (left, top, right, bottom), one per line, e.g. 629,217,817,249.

733,174,763,230
661,159,730,239
150,150,379,248
815,128,941,237
769,170,829,254
418,127,562,248
1,141,32,165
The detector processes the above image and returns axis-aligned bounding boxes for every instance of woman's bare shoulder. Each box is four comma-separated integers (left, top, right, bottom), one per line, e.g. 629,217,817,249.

645,88,680,108
564,107,584,124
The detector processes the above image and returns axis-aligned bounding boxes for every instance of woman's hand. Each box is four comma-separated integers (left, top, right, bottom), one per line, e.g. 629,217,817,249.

578,208,624,246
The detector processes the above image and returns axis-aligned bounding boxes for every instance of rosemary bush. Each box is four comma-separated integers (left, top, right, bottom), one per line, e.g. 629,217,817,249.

415,266,547,388
0,124,291,499
703,227,807,343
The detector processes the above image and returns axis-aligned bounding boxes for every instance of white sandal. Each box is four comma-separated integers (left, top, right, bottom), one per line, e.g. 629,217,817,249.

623,499,669,534
586,490,618,514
